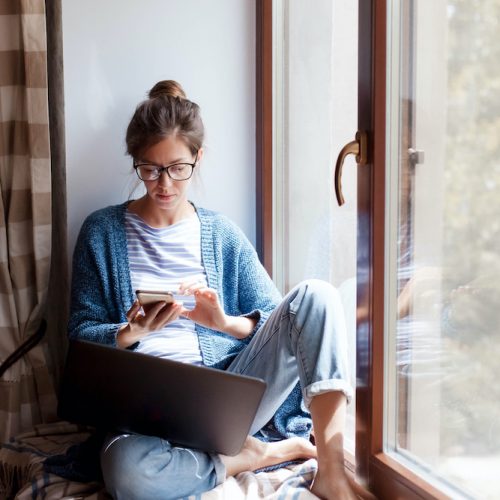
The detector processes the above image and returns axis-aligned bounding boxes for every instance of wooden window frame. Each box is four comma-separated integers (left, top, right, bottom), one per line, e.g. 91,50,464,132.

256,1,452,498
256,0,273,275
359,2,449,498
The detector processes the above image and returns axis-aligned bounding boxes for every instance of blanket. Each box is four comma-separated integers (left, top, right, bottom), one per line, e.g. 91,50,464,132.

0,421,319,499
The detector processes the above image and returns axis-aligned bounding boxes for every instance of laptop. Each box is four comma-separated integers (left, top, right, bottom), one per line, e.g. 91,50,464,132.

57,339,266,456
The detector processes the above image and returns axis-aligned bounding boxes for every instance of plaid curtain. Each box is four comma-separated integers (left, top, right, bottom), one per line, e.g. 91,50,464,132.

0,0,57,441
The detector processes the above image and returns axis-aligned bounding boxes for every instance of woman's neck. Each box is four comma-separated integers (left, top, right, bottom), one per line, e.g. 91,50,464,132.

127,197,194,228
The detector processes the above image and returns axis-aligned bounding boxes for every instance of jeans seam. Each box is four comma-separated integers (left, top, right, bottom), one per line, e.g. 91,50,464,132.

292,311,311,385
235,310,290,373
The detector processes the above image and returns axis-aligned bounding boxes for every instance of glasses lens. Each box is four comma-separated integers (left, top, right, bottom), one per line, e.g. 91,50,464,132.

168,164,193,180
137,165,159,181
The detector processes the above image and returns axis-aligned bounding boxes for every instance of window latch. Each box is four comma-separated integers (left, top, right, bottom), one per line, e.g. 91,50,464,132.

334,130,368,206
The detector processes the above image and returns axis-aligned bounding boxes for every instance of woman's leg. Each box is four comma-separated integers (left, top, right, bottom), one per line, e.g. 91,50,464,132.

309,392,375,500
228,279,352,433
229,279,374,499
100,433,316,499
100,433,225,500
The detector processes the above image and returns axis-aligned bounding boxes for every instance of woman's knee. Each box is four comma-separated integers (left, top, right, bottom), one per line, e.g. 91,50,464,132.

101,438,139,499
290,279,345,336
100,435,219,499
100,435,171,499
294,279,341,311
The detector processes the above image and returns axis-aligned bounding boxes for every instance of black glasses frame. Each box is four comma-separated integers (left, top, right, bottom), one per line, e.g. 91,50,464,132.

133,154,198,182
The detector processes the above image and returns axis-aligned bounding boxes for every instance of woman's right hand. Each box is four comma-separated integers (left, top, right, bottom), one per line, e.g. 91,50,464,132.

116,299,183,349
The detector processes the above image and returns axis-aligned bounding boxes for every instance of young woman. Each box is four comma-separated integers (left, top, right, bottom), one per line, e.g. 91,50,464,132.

69,80,373,500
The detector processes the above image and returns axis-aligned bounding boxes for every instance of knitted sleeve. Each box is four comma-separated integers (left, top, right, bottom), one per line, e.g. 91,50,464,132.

68,209,129,346
216,214,282,334
236,232,281,336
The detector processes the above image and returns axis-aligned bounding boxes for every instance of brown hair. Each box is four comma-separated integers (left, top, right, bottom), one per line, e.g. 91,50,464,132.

126,80,204,158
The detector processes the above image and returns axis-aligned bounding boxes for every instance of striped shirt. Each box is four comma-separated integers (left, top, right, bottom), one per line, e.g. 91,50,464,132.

125,210,206,364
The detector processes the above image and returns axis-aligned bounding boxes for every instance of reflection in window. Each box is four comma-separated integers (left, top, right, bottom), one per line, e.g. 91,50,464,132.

272,0,358,453
388,1,500,497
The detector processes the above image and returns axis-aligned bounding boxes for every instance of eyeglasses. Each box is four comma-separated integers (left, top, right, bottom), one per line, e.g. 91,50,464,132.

133,157,197,182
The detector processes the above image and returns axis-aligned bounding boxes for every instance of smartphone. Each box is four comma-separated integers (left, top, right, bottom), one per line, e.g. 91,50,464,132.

136,290,175,312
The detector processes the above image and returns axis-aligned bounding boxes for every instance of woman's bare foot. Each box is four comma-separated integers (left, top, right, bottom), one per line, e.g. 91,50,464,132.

220,436,316,477
311,465,377,500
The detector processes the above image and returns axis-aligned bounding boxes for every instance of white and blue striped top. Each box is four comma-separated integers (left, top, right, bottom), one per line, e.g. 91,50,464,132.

125,210,206,364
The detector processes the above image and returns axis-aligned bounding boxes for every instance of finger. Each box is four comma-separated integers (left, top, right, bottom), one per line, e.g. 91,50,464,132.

157,301,182,318
182,284,206,295
154,302,183,328
179,306,193,319
188,286,215,296
178,278,199,294
179,278,206,295
126,300,141,322
193,288,219,304
142,300,171,320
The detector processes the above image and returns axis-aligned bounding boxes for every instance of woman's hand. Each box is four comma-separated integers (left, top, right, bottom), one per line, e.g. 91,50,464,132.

116,299,183,349
179,281,256,339
178,282,227,331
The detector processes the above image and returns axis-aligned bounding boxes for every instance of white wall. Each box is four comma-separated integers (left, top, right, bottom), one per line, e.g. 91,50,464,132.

62,0,256,260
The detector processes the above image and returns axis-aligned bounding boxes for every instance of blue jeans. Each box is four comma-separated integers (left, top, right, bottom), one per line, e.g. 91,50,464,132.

101,279,352,499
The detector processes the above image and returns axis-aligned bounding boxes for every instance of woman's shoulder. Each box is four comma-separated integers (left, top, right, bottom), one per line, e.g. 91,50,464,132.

85,202,127,221
82,202,127,224
195,205,228,222
195,205,246,240
78,202,128,239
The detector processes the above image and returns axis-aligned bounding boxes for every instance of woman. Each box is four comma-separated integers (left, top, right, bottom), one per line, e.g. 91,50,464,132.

69,80,371,500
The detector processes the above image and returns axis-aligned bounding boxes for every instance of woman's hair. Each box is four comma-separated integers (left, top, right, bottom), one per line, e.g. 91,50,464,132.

126,80,204,158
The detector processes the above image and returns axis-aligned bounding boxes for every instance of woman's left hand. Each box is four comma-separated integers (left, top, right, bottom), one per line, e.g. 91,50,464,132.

179,282,227,331
178,281,256,339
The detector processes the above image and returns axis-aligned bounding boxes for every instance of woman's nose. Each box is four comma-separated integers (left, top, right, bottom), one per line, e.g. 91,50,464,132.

158,171,173,187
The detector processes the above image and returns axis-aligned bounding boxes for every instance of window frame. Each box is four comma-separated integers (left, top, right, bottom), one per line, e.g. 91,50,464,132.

256,0,274,274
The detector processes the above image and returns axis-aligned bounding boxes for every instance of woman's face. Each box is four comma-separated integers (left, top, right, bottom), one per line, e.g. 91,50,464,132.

138,135,200,215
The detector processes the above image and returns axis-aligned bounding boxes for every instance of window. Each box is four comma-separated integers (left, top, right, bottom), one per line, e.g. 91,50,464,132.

257,0,500,497
384,1,500,497
259,0,359,454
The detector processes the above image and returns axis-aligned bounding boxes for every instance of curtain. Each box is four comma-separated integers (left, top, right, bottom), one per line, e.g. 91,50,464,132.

0,0,58,442
45,0,68,389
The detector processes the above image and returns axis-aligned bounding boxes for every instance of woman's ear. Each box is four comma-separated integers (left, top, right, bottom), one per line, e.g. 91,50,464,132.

196,147,204,164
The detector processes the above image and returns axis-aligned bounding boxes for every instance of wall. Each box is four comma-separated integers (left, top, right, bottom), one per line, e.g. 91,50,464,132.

62,0,256,262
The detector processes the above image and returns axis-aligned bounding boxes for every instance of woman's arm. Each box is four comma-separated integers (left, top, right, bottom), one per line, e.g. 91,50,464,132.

215,214,282,336
68,212,130,346
221,314,257,339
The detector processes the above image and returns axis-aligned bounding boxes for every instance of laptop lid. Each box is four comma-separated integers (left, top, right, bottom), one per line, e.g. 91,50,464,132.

58,339,266,456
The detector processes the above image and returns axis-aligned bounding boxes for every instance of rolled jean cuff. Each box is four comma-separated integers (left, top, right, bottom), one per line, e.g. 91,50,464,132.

304,379,354,408
212,453,226,486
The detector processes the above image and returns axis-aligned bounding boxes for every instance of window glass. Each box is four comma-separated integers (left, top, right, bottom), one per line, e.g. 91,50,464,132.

273,0,358,452
386,1,500,497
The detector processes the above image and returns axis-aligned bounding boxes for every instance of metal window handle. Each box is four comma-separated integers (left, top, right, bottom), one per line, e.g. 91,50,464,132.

408,148,425,165
334,130,368,206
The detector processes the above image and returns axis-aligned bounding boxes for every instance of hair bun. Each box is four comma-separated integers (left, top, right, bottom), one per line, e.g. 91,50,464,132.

148,80,186,100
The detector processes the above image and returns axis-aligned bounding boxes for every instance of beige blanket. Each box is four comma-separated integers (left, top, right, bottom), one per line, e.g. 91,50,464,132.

0,422,319,499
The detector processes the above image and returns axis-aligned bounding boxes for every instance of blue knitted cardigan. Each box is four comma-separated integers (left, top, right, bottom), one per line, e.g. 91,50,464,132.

68,201,311,440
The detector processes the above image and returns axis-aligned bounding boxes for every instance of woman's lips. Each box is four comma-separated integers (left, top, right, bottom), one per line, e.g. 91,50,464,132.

157,193,175,202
